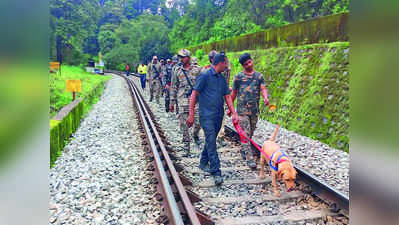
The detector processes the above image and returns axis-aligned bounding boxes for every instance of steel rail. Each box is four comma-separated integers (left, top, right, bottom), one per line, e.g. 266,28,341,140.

114,72,204,224
128,77,202,225
125,76,185,224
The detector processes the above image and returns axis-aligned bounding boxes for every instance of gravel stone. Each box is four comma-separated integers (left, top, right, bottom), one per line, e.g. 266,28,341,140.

49,76,160,224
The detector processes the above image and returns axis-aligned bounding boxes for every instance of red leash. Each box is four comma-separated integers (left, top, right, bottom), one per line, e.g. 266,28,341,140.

233,121,271,161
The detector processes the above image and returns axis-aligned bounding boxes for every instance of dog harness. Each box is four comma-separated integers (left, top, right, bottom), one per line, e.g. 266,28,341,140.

269,150,289,171
233,121,291,171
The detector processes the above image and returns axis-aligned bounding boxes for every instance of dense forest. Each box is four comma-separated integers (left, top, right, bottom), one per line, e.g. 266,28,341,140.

49,0,348,70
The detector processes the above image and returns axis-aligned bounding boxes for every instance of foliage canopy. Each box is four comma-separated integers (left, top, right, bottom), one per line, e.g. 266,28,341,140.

50,0,348,68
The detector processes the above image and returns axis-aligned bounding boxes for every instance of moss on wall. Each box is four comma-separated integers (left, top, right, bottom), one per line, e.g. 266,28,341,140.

198,42,349,152
188,12,348,54
50,80,107,167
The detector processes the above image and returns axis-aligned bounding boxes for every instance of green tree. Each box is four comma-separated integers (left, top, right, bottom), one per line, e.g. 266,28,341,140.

99,30,117,55
50,0,100,64
104,14,171,68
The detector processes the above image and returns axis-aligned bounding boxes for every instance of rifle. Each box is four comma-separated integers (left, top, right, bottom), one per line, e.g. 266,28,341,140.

152,64,163,87
164,81,171,112
164,65,174,112
181,68,194,98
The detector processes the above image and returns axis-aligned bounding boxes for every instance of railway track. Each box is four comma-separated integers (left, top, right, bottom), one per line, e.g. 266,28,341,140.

116,73,212,225
111,72,349,225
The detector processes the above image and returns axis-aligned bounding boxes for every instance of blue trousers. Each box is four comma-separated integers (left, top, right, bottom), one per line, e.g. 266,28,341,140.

140,74,146,89
199,116,223,176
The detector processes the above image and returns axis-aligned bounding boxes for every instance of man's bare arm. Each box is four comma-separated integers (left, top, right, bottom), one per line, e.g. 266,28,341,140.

186,90,199,127
230,89,238,104
188,90,199,117
261,85,269,105
225,95,238,123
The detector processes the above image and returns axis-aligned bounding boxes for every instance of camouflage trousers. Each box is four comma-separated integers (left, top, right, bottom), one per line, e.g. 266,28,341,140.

150,79,162,103
178,109,200,151
238,114,259,159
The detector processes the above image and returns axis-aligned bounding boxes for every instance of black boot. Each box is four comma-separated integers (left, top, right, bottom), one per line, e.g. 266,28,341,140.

247,159,257,169
199,164,211,174
240,150,246,160
213,175,224,186
217,137,227,147
194,137,201,147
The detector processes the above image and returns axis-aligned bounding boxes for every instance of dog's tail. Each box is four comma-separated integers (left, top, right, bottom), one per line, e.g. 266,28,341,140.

269,124,280,141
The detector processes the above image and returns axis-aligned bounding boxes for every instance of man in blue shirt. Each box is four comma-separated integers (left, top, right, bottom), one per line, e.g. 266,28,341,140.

186,53,238,185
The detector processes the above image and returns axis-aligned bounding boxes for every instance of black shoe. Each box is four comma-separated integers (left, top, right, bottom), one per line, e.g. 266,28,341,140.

240,150,246,160
247,159,257,169
199,164,211,174
149,97,153,102
213,175,223,186
217,138,227,147
193,136,201,146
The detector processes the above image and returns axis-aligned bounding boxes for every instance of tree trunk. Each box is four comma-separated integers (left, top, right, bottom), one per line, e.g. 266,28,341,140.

56,35,63,64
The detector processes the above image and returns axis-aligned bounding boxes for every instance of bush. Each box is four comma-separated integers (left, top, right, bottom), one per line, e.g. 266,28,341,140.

195,49,204,61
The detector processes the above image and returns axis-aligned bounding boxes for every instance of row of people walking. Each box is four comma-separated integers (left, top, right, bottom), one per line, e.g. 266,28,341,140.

137,49,269,185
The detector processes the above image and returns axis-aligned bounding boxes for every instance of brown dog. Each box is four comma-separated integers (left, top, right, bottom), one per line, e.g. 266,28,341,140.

259,125,297,197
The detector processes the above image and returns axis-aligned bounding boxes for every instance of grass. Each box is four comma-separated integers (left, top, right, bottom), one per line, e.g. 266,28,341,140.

49,65,111,117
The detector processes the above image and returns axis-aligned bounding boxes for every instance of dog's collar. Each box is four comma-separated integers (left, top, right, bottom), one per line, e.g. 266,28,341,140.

269,150,289,171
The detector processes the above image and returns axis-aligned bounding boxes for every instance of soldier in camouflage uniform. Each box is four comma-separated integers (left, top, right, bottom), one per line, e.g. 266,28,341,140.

147,56,162,103
191,57,198,66
230,53,269,169
163,59,173,112
171,55,181,115
160,59,166,97
188,56,201,144
170,49,202,154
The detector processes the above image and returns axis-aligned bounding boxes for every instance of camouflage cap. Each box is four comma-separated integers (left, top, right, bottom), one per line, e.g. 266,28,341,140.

208,50,217,61
191,57,198,65
178,49,191,57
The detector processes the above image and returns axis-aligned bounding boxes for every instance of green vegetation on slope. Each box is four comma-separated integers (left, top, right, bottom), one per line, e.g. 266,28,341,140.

188,12,348,54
